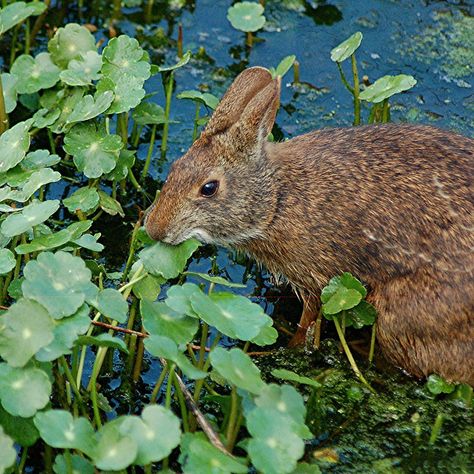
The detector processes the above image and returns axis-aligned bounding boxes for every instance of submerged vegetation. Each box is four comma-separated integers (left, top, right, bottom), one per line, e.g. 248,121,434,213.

0,1,472,473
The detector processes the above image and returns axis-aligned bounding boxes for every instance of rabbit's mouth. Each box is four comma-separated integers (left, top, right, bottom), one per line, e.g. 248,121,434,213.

164,228,215,246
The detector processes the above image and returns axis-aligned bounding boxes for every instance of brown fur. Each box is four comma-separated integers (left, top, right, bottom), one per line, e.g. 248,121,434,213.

146,67,474,385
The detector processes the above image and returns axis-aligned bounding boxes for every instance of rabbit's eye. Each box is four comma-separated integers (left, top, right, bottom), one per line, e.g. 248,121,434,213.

200,180,219,197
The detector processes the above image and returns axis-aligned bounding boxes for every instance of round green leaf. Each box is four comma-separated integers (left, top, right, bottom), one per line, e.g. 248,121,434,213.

11,53,60,93
48,23,97,68
176,90,219,109
0,1,46,34
96,74,146,114
131,102,167,125
322,287,362,316
247,408,306,474
65,91,114,124
139,239,200,280
22,149,60,169
0,248,15,275
359,74,417,103
0,120,31,173
63,186,100,214
144,335,206,379
345,300,377,328
184,271,246,288
1,72,18,113
0,298,54,367
22,251,92,318
210,347,265,394
0,365,52,417
0,426,16,472
190,291,271,341
165,283,201,316
53,454,94,474
227,2,266,33
251,323,278,346
75,333,128,354
0,405,39,447
1,200,59,237
97,190,124,216
36,304,91,361
105,149,135,181
93,419,137,471
272,369,321,389
141,299,198,344
426,374,456,395
330,31,363,63
181,433,248,474
94,288,128,323
63,122,123,179
321,272,367,303
72,233,104,252
34,410,95,456
60,50,102,86
119,405,181,465
132,272,162,300
101,35,151,82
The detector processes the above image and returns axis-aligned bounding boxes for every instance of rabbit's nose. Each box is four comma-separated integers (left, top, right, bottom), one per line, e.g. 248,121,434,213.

144,210,167,241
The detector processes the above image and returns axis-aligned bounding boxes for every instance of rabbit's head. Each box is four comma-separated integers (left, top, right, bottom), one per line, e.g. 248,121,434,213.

145,67,281,247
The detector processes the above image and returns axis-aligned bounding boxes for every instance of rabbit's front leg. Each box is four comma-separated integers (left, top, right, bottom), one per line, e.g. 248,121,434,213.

288,292,319,347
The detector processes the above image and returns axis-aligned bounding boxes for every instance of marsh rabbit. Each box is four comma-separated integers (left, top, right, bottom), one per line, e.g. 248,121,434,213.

146,67,474,385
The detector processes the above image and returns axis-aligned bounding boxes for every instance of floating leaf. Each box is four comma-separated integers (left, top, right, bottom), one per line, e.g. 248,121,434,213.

46,88,85,133
36,304,91,361
0,364,51,417
63,122,123,179
272,369,322,389
144,335,206,379
251,323,278,346
210,347,265,394
63,187,100,214
0,1,47,34
322,287,362,316
0,426,16,473
11,53,60,93
65,91,114,124
98,190,124,216
176,90,219,109
1,199,59,237
92,419,137,471
359,74,417,103
105,149,135,181
34,410,95,457
0,249,15,275
141,299,198,345
48,23,97,68
22,149,61,169
15,221,92,254
0,120,31,173
181,433,248,474
330,31,363,63
321,273,367,303
227,2,266,33
190,291,271,341
72,233,104,252
76,333,128,354
1,72,18,113
0,298,54,367
184,271,246,288
119,405,181,465
22,251,93,318
345,300,377,328
165,283,201,317
132,272,162,300
60,50,102,86
139,239,200,280
32,107,61,129
53,454,95,474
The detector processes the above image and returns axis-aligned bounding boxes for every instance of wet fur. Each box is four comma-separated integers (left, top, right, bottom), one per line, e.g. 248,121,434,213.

146,67,474,385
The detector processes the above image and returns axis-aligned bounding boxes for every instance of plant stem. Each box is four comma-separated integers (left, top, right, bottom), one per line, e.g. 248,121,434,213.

150,365,169,403
64,450,73,474
333,317,375,393
0,73,8,135
24,18,30,54
59,356,88,417
293,60,300,84
177,23,183,58
162,364,176,470
429,413,443,445
369,322,376,364
351,54,361,125
192,102,200,142
226,386,239,450
119,112,128,146
382,98,390,123
122,219,142,282
18,447,28,473
173,374,189,432
336,62,354,94
141,124,157,179
160,72,174,160
197,323,209,370
246,31,253,48
90,356,103,428
132,332,145,383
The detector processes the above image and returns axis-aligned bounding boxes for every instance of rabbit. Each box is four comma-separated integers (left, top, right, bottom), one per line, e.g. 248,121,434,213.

145,66,474,386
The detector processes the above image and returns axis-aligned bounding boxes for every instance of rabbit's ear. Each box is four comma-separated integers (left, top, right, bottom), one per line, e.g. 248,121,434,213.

230,76,281,152
204,67,273,136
